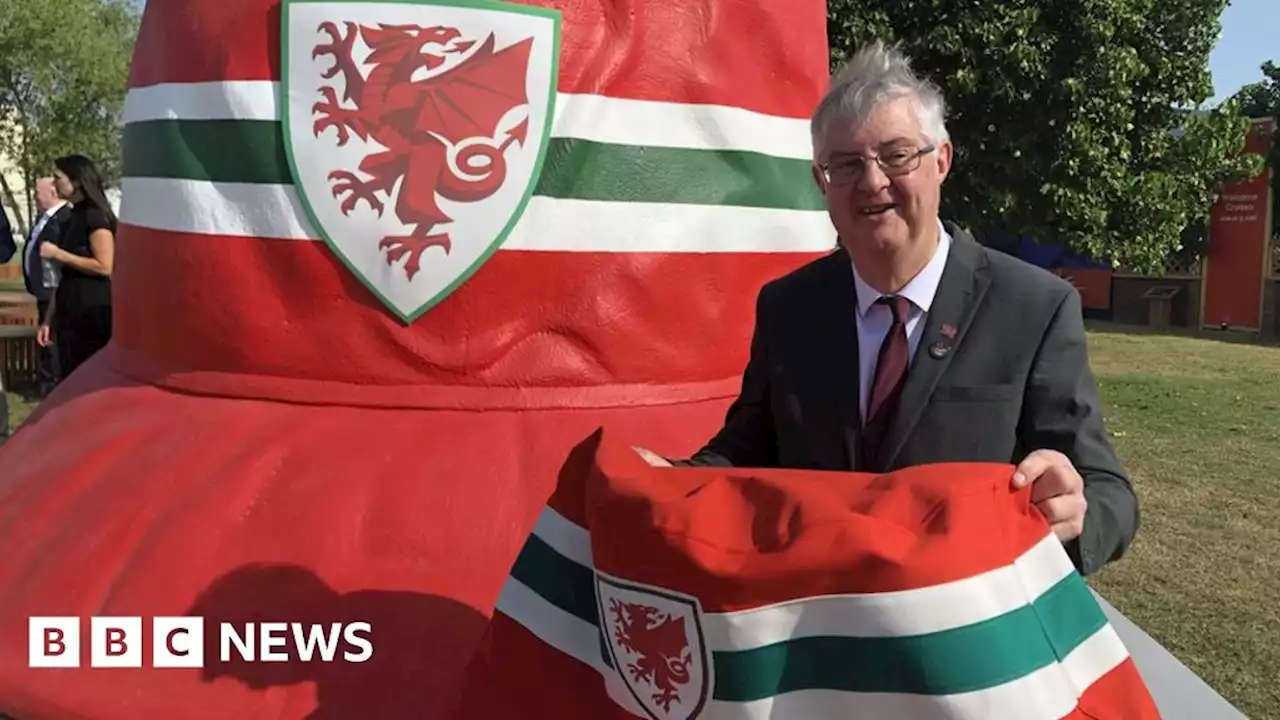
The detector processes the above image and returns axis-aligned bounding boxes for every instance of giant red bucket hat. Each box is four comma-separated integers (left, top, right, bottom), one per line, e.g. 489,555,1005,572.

0,0,831,717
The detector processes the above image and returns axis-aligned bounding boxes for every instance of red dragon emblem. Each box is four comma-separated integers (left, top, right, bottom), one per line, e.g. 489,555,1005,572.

309,21,534,280
610,598,695,714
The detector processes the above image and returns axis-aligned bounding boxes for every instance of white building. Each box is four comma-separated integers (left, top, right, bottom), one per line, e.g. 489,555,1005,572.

0,141,31,238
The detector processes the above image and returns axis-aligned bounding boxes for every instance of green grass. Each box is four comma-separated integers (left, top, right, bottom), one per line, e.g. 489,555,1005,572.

2,392,38,444
1084,322,1280,719
3,321,1279,716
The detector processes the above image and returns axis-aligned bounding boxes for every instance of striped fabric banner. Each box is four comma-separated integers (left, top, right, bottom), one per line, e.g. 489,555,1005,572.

119,80,834,253
453,430,1162,719
109,0,836,386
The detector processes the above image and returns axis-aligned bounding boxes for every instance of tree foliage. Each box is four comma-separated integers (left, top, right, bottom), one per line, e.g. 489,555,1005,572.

1233,60,1279,240
827,0,1264,273
0,0,140,235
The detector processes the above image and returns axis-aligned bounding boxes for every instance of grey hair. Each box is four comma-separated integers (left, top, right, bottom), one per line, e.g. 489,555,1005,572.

811,41,950,159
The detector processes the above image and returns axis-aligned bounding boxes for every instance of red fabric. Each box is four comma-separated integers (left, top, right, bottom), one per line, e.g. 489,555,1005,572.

454,429,1163,719
0,364,734,719
1069,659,1163,720
127,0,828,119
110,226,811,396
0,0,832,716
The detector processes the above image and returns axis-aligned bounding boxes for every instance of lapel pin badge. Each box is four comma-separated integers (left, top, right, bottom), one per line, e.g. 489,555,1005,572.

930,324,957,359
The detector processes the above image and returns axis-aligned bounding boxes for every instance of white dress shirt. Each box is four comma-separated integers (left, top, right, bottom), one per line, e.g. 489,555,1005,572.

851,220,952,423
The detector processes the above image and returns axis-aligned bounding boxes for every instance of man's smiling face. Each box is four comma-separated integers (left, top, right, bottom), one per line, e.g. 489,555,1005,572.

814,95,952,260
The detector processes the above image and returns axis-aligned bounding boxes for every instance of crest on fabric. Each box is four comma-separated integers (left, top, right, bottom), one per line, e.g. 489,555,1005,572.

596,573,713,720
281,0,560,322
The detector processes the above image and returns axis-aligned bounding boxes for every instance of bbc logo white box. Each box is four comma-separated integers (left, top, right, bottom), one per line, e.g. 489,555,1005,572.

91,617,143,668
152,616,204,668
29,617,80,668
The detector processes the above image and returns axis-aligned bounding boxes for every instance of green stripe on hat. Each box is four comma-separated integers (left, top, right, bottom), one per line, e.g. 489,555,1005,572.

122,119,825,211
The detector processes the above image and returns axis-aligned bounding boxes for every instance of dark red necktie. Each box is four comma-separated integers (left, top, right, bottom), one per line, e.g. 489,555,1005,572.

863,295,911,468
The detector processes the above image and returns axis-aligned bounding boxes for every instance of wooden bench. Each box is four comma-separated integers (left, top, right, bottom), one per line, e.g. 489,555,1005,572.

0,325,39,393
0,304,38,326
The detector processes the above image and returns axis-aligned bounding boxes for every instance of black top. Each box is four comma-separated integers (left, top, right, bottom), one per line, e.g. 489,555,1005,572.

55,202,115,314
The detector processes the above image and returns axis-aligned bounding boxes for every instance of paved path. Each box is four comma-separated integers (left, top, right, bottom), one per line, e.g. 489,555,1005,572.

1094,590,1246,719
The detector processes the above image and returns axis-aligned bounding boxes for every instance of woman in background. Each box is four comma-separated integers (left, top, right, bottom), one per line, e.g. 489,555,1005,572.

37,155,116,379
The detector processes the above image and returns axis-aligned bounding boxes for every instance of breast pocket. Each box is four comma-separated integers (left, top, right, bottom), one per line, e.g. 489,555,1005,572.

913,383,1023,462
930,383,1020,403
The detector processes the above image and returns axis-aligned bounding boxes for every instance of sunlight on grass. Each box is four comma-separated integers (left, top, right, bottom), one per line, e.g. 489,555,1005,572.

1085,323,1280,719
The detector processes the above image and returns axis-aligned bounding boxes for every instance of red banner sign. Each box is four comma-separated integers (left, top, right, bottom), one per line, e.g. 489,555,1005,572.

1202,117,1275,330
1054,267,1113,311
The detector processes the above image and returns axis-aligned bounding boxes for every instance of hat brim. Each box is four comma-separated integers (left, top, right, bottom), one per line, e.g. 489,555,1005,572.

0,350,734,719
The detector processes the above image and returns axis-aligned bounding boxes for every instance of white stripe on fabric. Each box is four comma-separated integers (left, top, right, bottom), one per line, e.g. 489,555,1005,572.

122,81,814,159
494,577,602,672
532,507,593,569
1060,624,1131,698
124,81,281,123
499,581,1128,720
119,177,314,242
493,577,647,718
500,516,1130,720
700,533,1074,650
551,93,813,160
118,177,838,253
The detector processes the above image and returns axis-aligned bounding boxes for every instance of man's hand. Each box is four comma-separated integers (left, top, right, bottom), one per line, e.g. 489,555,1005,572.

39,242,61,261
1014,449,1087,543
633,447,672,467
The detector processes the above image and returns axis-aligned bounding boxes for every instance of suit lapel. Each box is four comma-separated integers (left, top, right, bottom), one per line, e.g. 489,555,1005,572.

877,224,991,471
813,248,863,470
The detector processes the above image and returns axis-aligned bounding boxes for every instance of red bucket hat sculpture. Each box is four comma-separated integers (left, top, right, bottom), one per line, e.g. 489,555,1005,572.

0,0,831,716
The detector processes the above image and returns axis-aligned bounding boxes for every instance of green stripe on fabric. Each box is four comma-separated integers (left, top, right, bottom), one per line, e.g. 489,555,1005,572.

508,534,599,627
536,138,824,209
711,572,1105,701
1035,567,1109,655
121,119,825,211
123,120,291,185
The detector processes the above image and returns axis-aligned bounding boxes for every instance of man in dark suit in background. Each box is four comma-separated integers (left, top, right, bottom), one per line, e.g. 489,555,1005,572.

640,41,1139,577
0,204,14,264
0,206,13,437
23,178,68,397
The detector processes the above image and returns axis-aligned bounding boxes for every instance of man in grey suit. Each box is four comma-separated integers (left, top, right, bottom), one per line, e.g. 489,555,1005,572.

23,178,69,397
642,41,1138,578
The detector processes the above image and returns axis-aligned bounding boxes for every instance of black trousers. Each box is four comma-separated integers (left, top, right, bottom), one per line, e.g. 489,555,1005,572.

35,299,60,395
55,304,112,380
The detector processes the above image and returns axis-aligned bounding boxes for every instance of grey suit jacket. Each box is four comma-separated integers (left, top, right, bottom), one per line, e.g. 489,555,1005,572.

683,222,1139,576
0,209,15,264
23,204,71,302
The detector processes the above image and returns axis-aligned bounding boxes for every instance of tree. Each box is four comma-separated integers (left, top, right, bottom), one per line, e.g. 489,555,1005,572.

827,0,1264,273
1233,60,1279,241
0,0,140,236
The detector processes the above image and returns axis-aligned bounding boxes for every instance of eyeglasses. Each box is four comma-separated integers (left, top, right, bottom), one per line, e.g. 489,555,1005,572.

819,145,935,186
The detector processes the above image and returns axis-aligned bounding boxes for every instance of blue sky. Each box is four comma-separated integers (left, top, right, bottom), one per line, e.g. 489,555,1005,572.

1209,0,1276,103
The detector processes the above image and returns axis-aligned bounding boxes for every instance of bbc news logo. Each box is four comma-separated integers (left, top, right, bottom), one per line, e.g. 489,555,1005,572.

29,617,373,668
